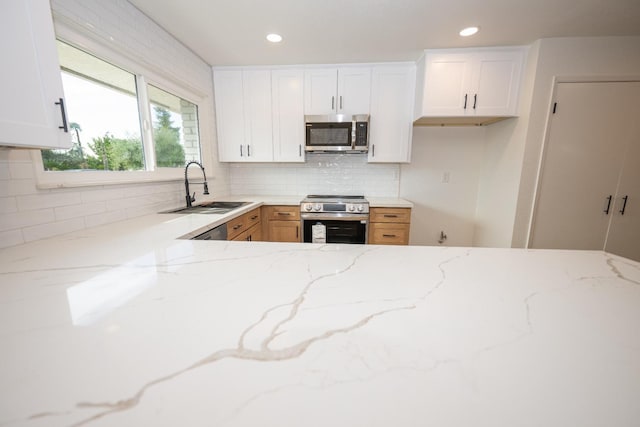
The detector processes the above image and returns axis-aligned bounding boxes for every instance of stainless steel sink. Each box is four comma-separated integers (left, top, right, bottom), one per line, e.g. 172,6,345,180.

162,201,250,214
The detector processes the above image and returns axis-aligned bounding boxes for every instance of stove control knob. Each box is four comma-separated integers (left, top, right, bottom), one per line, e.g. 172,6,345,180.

304,204,312,211
357,205,364,212
314,204,322,211
348,205,355,212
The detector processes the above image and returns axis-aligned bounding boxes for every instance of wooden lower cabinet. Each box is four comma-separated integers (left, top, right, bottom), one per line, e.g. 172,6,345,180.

232,222,262,241
262,205,301,242
368,207,411,245
227,207,262,241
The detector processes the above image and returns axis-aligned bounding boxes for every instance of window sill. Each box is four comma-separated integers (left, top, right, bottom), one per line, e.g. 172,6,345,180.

32,151,187,189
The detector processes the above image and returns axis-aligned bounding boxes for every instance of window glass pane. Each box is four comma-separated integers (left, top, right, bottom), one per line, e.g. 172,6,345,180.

148,85,201,167
41,41,144,171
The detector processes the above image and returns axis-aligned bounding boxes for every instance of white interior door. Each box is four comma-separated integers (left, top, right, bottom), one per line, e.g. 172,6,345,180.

530,82,638,250
605,104,640,261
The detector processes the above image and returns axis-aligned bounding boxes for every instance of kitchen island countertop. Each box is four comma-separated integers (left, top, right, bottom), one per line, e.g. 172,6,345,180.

0,210,638,427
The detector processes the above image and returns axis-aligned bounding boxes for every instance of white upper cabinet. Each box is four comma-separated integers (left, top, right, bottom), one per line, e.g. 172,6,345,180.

213,69,273,162
304,67,371,115
414,47,525,126
0,0,72,149
271,69,305,162
368,64,416,163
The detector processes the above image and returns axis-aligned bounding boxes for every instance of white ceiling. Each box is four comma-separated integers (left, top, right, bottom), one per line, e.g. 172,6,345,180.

127,0,640,66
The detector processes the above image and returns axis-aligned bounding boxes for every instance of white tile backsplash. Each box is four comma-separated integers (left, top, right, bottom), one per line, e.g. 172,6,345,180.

229,153,400,197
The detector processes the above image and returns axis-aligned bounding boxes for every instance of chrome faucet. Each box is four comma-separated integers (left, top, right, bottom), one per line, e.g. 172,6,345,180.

184,161,209,208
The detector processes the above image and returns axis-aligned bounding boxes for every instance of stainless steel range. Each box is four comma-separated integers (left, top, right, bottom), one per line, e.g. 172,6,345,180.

300,195,369,244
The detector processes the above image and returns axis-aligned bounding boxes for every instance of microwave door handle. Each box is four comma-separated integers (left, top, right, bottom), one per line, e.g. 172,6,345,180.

351,118,356,149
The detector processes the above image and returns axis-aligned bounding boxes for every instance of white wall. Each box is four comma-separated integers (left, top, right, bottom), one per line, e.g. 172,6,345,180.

512,36,640,247
400,127,486,246
229,154,400,197
0,0,227,249
473,43,540,248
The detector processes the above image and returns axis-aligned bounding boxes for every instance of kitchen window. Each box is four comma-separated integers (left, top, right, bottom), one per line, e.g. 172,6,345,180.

35,38,203,187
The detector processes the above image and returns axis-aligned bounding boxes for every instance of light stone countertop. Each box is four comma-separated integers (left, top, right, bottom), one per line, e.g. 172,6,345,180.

0,208,638,427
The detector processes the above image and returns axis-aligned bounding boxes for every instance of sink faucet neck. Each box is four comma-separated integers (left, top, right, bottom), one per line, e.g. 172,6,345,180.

184,161,209,208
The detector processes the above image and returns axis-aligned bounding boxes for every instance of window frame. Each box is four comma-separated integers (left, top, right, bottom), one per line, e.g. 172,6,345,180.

33,16,207,189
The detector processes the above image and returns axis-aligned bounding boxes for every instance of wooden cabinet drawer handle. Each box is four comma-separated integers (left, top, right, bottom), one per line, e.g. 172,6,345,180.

383,234,397,238
250,215,259,220
383,214,398,218
277,212,291,216
233,224,243,230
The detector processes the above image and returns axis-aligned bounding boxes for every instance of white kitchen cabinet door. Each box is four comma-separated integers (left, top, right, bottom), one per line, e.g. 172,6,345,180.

242,70,273,162
304,67,371,115
272,69,305,162
368,65,415,163
213,69,273,162
530,81,640,262
337,67,371,115
415,48,524,120
0,0,72,149
304,68,338,115
213,70,245,162
472,51,523,116
420,53,472,116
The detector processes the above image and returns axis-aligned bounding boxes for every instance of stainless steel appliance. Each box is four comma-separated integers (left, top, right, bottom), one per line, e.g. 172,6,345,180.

191,223,227,240
304,114,369,153
300,195,369,244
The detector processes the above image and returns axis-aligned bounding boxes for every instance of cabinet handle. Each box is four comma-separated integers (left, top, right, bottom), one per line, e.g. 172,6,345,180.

619,195,629,215
339,96,343,110
331,96,335,110
473,94,477,109
240,145,243,157
383,234,397,238
233,224,243,230
383,214,398,218
247,145,251,157
55,98,69,132
371,145,375,157
296,225,299,239
250,215,259,220
299,144,302,157
463,94,468,109
604,195,613,214
277,212,291,216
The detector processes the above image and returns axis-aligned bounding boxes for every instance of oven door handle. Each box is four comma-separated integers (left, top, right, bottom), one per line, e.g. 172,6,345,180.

300,213,369,222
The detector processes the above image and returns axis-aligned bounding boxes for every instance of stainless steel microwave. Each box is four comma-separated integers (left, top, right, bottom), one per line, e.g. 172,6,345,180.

304,114,369,153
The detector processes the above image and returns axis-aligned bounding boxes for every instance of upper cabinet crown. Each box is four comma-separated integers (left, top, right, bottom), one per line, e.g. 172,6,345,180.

304,67,372,115
414,47,526,126
0,0,72,149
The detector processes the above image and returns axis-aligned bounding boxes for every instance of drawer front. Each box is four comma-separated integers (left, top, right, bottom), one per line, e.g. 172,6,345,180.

245,207,261,229
265,205,300,221
369,207,411,223
368,223,410,245
226,215,246,240
232,222,262,242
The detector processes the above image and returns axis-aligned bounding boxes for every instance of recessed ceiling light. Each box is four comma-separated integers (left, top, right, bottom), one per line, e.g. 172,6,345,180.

266,33,283,43
459,26,479,37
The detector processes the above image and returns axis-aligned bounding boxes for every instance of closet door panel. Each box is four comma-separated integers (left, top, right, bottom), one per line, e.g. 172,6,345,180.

530,82,635,250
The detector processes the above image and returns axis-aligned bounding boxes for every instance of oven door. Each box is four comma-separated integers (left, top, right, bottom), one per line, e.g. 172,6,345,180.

301,213,368,244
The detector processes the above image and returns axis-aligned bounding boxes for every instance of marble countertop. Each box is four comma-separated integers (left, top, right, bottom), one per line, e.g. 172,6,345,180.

0,209,638,427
